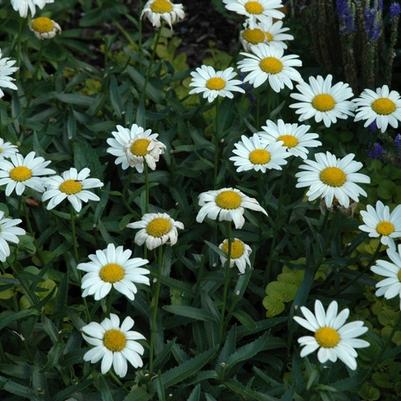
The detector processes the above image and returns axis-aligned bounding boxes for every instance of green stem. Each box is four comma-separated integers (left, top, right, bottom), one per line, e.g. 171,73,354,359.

220,222,232,341
144,163,150,213
70,208,79,262
213,99,220,188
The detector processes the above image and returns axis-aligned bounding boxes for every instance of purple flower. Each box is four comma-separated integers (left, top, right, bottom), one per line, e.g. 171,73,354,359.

368,142,384,159
394,134,401,149
368,121,378,133
390,2,401,17
364,6,382,41
336,0,356,33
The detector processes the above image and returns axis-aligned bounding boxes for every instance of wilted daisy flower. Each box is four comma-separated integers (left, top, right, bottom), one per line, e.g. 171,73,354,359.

290,75,354,128
219,237,252,273
230,133,290,173
371,245,401,308
196,187,267,229
0,138,18,160
127,212,184,250
258,119,321,159
11,0,54,17
359,201,401,247
294,300,369,370
223,0,285,22
237,44,302,92
106,124,166,172
29,16,61,39
77,243,150,301
0,50,18,99
295,152,370,208
0,211,25,262
354,85,401,133
189,66,245,103
141,0,185,28
0,152,55,196
240,17,294,51
82,314,145,378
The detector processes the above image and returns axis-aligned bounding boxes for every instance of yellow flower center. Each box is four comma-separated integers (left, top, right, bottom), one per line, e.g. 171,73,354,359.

319,167,347,187
249,149,271,165
150,0,173,13
265,31,273,42
206,77,226,90
376,221,395,236
398,270,401,282
99,263,125,283
103,329,127,352
315,326,341,348
245,1,264,14
312,94,336,112
222,238,245,259
31,17,54,33
130,138,151,157
146,217,172,237
277,134,299,148
371,98,396,115
215,190,242,209
259,57,283,74
9,166,32,182
243,28,265,44
59,179,83,195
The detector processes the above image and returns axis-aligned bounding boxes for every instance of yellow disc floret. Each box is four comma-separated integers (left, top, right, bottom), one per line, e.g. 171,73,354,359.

249,149,271,165
59,179,83,195
31,17,54,33
103,329,127,352
265,31,274,42
206,77,226,90
320,167,347,187
130,138,151,157
259,57,283,74
312,94,336,112
150,0,173,13
277,134,299,148
99,263,125,283
9,166,32,182
245,1,264,14
222,238,245,259
376,221,395,236
146,217,172,237
398,270,401,282
215,190,242,209
315,326,341,348
243,28,265,44
371,98,396,115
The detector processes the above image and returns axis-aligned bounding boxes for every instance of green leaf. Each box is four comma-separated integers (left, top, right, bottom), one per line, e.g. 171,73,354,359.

163,305,218,322
187,384,201,401
0,309,39,331
123,388,152,401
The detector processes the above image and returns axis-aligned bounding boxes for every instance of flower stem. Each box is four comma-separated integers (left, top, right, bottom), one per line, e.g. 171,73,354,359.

144,163,150,213
220,222,232,341
213,99,220,188
70,208,79,262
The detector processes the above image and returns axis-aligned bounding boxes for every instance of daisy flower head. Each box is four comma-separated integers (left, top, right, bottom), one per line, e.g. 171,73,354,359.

141,0,185,28
77,243,150,301
258,119,321,159
127,212,184,250
294,300,369,370
82,313,145,378
30,16,61,39
189,66,245,103
359,201,401,247
230,133,290,173
196,187,267,229
371,245,401,308
290,74,354,127
0,138,18,160
106,124,166,172
295,151,371,208
240,17,294,51
11,0,54,17
0,50,18,98
0,211,25,262
223,0,285,22
354,85,401,133
0,151,55,196
237,44,302,92
219,237,252,273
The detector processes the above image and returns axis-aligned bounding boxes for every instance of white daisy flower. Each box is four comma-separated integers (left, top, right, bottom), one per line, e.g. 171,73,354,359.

295,151,371,208
237,44,302,92
42,168,103,213
354,85,401,133
230,133,290,173
290,74,355,128
127,212,184,250
371,245,401,308
10,0,54,17
359,201,401,247
189,66,245,103
258,119,321,159
0,151,55,196
196,187,267,229
240,17,294,51
141,0,185,28
294,300,369,370
29,16,61,40
82,313,145,378
106,124,166,173
0,138,18,160
223,0,285,22
77,243,150,301
219,237,252,273
0,211,25,262
0,50,18,99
